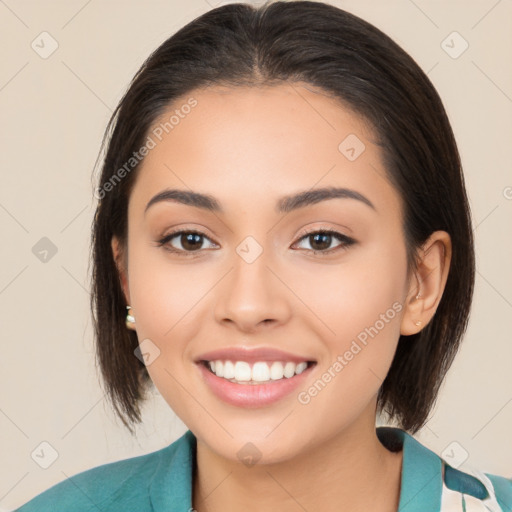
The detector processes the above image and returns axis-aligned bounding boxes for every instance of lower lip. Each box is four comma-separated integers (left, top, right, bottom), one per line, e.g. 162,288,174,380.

196,362,315,408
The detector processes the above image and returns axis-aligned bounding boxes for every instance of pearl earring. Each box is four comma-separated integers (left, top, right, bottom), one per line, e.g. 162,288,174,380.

126,306,136,329
415,320,422,326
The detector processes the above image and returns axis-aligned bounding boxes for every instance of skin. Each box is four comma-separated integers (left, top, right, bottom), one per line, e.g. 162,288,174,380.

112,83,451,512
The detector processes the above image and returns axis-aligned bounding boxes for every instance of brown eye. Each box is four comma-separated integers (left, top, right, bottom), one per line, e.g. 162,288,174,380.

178,232,203,251
294,230,355,255
157,229,217,255
309,232,333,251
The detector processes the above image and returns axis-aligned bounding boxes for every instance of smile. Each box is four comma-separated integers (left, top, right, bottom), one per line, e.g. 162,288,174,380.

202,360,313,384
196,359,317,407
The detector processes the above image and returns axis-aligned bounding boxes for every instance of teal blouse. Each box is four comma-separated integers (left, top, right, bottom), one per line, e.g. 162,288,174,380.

14,427,512,511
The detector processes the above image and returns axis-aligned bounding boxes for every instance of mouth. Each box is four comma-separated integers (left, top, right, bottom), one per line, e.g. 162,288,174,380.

195,348,318,408
199,359,317,385
194,346,318,406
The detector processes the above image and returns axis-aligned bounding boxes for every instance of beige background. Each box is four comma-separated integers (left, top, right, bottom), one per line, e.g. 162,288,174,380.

1,0,511,509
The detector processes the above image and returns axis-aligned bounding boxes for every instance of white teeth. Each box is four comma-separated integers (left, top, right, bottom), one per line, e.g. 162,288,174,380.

234,361,251,381
295,362,307,374
252,362,270,382
207,360,311,383
270,361,284,380
283,362,296,378
223,360,235,379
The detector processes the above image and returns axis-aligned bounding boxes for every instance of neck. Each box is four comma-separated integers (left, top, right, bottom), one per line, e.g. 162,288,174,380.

192,411,403,512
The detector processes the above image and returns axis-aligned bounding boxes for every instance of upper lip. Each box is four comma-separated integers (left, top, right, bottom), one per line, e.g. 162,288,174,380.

195,347,316,364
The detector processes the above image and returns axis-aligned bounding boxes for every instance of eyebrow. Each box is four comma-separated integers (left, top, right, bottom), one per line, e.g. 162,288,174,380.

144,186,376,215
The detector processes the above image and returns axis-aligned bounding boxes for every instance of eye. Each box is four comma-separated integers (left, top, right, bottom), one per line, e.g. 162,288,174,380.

293,229,356,255
156,229,217,255
156,228,356,257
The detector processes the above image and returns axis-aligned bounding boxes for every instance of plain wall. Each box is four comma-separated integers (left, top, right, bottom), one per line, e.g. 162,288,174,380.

1,0,511,509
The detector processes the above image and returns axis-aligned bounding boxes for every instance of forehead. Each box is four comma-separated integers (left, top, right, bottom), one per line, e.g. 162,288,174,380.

130,83,401,219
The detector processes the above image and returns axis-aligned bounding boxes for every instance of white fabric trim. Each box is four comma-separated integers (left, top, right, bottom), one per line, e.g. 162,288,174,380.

463,467,503,512
440,482,464,511
439,463,503,512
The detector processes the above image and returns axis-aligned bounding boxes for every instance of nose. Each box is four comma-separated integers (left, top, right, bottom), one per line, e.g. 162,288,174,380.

213,247,292,334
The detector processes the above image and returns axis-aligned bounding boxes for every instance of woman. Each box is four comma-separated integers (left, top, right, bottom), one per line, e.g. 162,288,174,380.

15,1,511,511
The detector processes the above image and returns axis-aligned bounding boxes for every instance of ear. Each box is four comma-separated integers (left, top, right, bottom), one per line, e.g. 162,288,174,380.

400,231,452,336
111,236,130,305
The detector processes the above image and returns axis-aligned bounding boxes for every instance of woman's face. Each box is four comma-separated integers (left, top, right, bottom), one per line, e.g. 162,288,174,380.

116,83,414,463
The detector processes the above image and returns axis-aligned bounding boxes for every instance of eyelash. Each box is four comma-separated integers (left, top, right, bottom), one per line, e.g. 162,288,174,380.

156,228,356,258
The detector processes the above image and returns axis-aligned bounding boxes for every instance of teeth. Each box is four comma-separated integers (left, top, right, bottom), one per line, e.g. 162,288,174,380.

283,362,296,378
234,361,251,381
206,360,310,383
252,362,270,382
223,360,235,379
295,362,307,374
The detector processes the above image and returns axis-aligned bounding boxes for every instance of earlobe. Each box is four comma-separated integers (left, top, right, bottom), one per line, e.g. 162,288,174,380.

111,236,130,305
400,231,452,336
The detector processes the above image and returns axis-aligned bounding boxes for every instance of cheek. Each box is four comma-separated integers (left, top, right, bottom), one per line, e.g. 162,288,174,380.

126,247,208,416
290,240,407,404
127,238,212,340
287,241,407,348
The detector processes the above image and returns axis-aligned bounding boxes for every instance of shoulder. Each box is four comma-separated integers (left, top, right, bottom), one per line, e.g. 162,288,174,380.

13,430,195,512
13,448,165,512
442,463,512,512
378,426,512,511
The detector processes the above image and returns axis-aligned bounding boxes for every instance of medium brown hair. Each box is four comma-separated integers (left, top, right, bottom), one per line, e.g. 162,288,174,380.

90,0,475,434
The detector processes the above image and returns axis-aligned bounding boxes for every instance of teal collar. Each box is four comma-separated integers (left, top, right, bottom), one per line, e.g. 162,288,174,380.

377,426,443,511
148,429,196,511
151,427,443,512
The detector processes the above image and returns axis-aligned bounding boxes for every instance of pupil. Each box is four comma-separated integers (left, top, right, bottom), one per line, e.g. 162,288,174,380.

182,233,202,251
311,233,330,251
